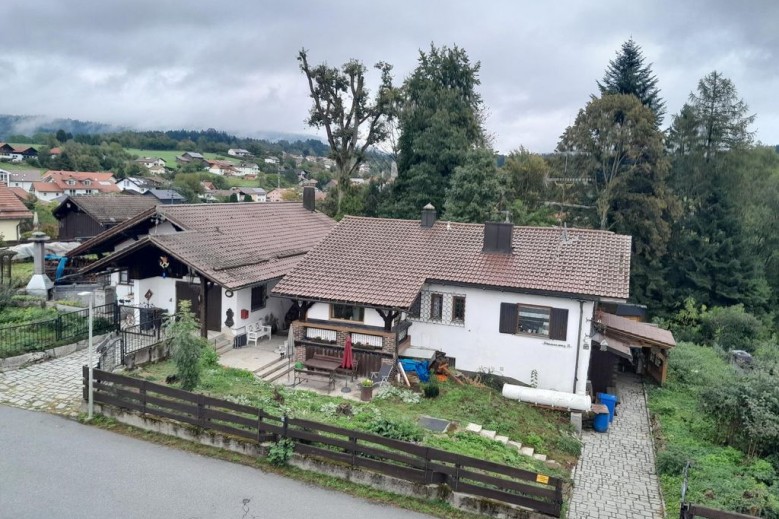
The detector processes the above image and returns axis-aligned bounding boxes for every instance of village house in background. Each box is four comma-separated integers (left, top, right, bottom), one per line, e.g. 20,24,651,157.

227,148,251,158
143,188,186,204
30,171,119,201
0,184,33,242
0,142,38,162
53,195,157,241
6,169,42,191
134,157,167,169
116,176,166,194
175,151,206,166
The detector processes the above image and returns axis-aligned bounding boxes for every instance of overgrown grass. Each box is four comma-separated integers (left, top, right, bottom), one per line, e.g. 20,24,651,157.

648,342,779,517
133,360,577,478
124,148,238,169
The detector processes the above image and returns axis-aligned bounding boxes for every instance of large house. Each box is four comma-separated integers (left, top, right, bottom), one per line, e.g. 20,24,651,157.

117,176,165,194
52,195,158,241
0,143,38,162
70,189,334,339
0,184,33,241
134,157,167,169
227,149,251,158
175,152,206,166
30,171,119,201
273,205,672,395
207,160,239,176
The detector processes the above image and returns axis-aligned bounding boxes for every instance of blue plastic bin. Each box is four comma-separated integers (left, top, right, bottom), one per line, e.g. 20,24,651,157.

597,393,618,423
593,411,610,433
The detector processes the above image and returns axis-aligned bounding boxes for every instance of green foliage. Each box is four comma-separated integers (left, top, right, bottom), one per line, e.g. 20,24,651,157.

552,433,582,457
649,342,779,516
166,300,208,391
367,417,423,442
385,44,485,219
267,438,295,466
444,148,502,223
421,379,440,399
0,284,16,311
699,305,766,352
200,346,219,369
597,38,665,125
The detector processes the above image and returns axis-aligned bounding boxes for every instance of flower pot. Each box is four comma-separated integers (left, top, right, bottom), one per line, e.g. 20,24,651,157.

360,385,374,402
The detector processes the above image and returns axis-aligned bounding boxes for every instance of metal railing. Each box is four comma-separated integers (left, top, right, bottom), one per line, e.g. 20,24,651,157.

0,303,118,358
121,319,169,358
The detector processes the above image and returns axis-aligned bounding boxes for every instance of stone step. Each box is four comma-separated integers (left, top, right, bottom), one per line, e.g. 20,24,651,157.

266,366,293,383
519,446,535,457
254,357,289,379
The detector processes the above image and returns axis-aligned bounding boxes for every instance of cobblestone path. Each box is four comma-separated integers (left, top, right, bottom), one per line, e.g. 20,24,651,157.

569,373,665,519
0,349,90,417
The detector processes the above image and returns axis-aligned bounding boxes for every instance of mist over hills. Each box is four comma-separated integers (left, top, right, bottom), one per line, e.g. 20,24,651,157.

0,114,321,144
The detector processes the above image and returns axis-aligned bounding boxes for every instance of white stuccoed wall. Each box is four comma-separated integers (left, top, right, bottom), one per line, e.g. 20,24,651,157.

222,279,292,335
409,283,595,394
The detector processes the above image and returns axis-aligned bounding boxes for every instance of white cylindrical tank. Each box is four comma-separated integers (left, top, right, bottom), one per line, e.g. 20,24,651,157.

502,384,592,412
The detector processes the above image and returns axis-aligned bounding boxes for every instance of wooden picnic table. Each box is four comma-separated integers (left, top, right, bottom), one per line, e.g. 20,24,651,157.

304,355,341,372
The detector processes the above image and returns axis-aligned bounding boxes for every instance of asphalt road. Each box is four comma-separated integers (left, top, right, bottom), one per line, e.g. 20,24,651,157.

0,405,430,519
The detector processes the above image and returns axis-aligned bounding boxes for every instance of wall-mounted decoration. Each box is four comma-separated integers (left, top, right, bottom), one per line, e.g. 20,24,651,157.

159,255,170,278
225,290,234,298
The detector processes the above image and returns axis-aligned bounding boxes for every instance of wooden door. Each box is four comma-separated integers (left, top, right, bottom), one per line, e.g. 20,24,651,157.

176,281,221,332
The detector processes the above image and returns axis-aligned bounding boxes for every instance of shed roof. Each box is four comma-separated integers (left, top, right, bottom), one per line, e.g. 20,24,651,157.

53,195,158,224
0,185,33,220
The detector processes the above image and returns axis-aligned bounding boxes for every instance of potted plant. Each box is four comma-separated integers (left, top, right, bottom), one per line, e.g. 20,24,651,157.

360,378,374,401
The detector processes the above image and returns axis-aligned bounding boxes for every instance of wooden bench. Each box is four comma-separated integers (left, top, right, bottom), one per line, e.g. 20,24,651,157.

293,368,336,390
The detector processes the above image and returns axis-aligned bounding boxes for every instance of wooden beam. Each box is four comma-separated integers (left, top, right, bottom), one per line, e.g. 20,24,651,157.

199,274,208,338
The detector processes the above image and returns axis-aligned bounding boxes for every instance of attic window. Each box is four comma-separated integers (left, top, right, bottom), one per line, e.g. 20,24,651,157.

83,180,91,186
67,179,76,185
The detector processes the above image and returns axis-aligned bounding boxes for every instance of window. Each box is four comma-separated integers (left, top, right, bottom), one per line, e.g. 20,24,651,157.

430,293,444,320
83,180,91,186
499,303,568,341
330,304,364,322
119,270,131,284
250,285,266,311
518,305,550,336
67,179,76,185
452,296,466,322
85,189,93,194
68,190,77,195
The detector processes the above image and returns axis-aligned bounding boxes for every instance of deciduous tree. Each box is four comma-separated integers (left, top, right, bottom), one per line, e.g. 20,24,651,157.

298,50,397,215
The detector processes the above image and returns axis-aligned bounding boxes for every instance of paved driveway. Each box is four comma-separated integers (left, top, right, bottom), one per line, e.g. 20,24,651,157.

568,373,665,519
0,348,89,416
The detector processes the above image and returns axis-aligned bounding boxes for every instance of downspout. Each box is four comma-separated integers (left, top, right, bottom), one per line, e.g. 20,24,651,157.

572,300,585,394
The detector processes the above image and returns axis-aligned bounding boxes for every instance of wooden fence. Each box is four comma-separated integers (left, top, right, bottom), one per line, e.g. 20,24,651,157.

84,367,564,517
680,504,761,519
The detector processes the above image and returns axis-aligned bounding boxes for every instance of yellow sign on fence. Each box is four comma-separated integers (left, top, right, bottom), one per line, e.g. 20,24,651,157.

536,474,550,484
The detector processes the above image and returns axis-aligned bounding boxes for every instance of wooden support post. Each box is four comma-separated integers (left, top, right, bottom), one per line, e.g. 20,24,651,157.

199,274,208,338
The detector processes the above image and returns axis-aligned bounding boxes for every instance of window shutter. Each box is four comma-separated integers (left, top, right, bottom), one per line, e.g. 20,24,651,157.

499,303,518,334
549,308,569,341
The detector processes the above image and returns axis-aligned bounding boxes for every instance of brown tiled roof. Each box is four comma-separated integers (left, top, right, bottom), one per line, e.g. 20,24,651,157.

77,203,335,289
7,187,32,202
273,217,632,308
597,311,675,348
41,171,119,194
0,185,33,220
53,195,158,224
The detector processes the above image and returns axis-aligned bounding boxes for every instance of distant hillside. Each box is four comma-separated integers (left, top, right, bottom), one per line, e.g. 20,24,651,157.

0,114,118,139
0,114,323,145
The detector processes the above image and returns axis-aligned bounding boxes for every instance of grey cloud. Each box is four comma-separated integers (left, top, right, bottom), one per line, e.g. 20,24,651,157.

1,0,779,152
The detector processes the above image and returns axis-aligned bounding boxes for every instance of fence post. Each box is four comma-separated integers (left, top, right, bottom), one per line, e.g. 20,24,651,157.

82,365,89,401
282,414,288,439
140,380,148,415
257,409,265,443
197,394,206,428
423,447,431,484
55,315,62,341
350,436,357,468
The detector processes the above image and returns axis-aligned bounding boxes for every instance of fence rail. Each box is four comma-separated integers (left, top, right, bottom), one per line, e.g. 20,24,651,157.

0,303,117,358
681,504,761,519
84,367,563,516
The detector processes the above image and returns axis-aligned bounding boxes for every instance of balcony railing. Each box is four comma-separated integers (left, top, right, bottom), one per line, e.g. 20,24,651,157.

305,327,337,343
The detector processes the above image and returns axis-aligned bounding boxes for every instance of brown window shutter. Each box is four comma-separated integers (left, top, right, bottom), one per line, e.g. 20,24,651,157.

499,303,518,334
549,308,569,340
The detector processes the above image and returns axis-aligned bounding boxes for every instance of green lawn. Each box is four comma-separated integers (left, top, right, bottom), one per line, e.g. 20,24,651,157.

10,261,34,287
133,360,580,479
0,161,44,172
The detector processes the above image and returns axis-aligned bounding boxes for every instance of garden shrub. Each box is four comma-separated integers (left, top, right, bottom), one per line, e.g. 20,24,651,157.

200,346,219,368
700,305,765,352
267,438,294,466
422,379,440,398
656,444,690,476
167,301,209,390
367,417,423,442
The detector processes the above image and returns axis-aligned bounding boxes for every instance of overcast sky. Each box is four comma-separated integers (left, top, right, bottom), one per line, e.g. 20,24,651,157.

1,1,778,153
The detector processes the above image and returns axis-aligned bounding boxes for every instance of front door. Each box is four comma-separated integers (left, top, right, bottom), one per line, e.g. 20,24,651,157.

176,281,221,332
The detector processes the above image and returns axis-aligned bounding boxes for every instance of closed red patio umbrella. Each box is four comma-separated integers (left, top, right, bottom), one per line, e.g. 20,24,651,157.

341,335,354,370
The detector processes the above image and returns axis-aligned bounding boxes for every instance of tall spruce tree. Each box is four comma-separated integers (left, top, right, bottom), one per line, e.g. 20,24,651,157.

444,148,502,223
381,44,485,219
664,71,767,313
597,39,665,126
